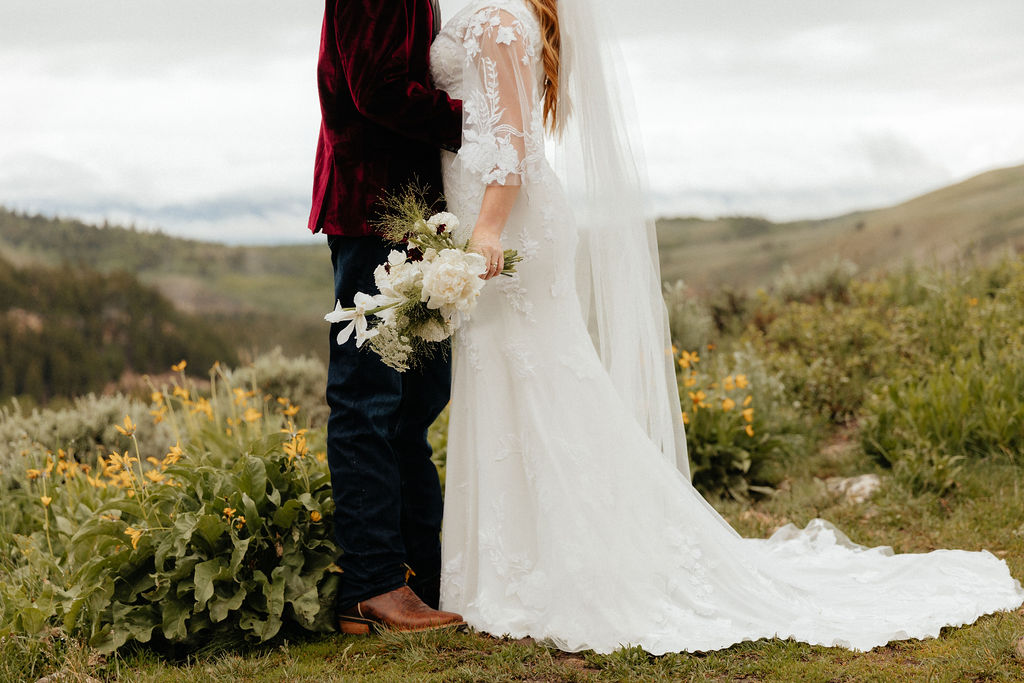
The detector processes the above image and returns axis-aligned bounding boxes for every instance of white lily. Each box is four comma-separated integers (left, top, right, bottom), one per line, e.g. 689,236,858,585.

325,293,379,348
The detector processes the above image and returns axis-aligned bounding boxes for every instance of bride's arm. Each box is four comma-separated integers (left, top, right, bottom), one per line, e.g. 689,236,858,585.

459,8,539,279
471,185,520,279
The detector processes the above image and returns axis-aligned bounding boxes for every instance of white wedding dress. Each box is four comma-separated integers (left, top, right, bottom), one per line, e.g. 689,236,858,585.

429,0,1024,654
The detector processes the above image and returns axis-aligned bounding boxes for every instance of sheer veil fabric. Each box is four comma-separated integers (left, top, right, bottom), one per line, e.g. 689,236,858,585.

429,0,1024,655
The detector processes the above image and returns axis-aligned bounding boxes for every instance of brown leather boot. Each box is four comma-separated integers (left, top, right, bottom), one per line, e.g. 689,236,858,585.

338,585,466,635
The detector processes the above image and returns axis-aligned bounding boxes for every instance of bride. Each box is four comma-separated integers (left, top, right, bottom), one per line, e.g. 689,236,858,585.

428,0,1024,654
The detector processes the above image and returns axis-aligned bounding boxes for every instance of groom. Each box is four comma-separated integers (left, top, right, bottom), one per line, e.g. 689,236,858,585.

308,0,464,633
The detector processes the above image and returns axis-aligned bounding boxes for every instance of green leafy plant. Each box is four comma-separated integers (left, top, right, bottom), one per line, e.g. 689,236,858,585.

0,361,339,654
675,346,804,500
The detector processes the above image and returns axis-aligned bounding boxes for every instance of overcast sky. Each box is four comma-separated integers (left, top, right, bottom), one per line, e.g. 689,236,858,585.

2,0,1023,244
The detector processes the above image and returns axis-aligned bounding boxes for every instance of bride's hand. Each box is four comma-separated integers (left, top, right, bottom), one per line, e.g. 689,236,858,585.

470,228,504,280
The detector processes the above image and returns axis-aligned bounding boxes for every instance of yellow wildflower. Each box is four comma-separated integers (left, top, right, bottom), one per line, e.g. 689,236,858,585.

721,398,736,412
310,511,323,523
57,448,67,461
26,468,41,480
145,470,166,484
706,343,716,351
115,415,136,437
742,408,755,423
315,451,327,464
150,405,167,424
282,404,300,417
743,395,753,407
163,443,184,467
40,496,52,507
243,408,263,423
284,435,308,461
678,350,700,369
151,391,165,405
968,297,979,307
688,390,706,406
735,374,749,389
191,397,214,421
234,515,246,529
745,424,755,437
681,411,690,425
723,376,736,391
683,374,697,388
172,385,190,400
223,507,236,519
171,360,187,372
124,527,143,549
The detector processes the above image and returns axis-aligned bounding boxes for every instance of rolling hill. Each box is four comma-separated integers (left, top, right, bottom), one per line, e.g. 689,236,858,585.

2,163,1022,369
657,164,1024,290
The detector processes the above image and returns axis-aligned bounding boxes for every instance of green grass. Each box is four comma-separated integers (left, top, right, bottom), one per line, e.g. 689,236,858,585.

6,442,1022,682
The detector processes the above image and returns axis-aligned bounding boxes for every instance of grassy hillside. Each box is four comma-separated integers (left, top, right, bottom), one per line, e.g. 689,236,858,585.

3,163,1022,362
0,254,236,402
657,164,1024,290
0,210,332,316
0,210,334,361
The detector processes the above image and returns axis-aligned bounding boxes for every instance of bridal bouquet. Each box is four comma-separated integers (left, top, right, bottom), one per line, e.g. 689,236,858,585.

326,190,520,372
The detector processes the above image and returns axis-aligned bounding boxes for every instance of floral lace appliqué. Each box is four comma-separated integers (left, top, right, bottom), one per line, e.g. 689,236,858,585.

457,6,544,186
502,341,535,378
497,275,534,319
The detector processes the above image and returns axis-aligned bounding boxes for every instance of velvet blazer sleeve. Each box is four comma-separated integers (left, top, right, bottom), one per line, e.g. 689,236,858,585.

335,0,462,150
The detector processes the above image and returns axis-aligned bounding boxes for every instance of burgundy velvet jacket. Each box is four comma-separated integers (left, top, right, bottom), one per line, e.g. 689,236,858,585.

308,0,463,237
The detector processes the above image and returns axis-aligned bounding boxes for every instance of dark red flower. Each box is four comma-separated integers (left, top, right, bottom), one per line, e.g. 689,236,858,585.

406,247,424,262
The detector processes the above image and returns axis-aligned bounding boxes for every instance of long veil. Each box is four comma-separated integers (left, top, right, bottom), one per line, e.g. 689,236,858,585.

551,0,691,478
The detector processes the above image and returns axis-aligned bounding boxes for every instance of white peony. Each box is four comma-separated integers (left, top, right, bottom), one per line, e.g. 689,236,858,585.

375,259,424,300
426,212,460,234
419,249,488,320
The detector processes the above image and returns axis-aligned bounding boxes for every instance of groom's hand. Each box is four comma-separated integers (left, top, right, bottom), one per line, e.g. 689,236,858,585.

470,229,504,280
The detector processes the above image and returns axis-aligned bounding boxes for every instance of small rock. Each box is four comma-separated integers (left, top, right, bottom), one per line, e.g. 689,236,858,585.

825,474,882,504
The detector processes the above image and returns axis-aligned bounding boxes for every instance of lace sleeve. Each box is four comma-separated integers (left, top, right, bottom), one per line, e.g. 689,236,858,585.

457,7,543,186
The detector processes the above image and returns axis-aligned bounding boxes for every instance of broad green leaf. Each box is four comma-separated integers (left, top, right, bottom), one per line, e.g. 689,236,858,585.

237,455,268,503
209,585,247,623
195,513,226,548
240,492,263,534
161,598,190,641
271,499,302,529
288,585,321,626
193,558,230,610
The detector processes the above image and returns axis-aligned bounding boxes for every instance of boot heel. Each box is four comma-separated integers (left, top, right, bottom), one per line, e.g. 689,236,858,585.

339,619,372,635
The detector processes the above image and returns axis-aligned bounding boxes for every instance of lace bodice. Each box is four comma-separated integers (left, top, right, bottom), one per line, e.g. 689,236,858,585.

431,0,546,186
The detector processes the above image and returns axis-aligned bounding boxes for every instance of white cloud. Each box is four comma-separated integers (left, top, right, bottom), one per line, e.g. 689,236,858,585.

1,0,1023,241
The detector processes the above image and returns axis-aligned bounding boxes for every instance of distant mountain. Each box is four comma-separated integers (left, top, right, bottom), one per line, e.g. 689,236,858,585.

657,164,1024,290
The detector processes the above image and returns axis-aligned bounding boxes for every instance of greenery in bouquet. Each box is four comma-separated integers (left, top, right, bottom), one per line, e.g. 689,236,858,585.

326,188,521,371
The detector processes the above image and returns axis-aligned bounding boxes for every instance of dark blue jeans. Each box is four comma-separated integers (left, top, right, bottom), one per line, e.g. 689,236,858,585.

326,235,450,610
